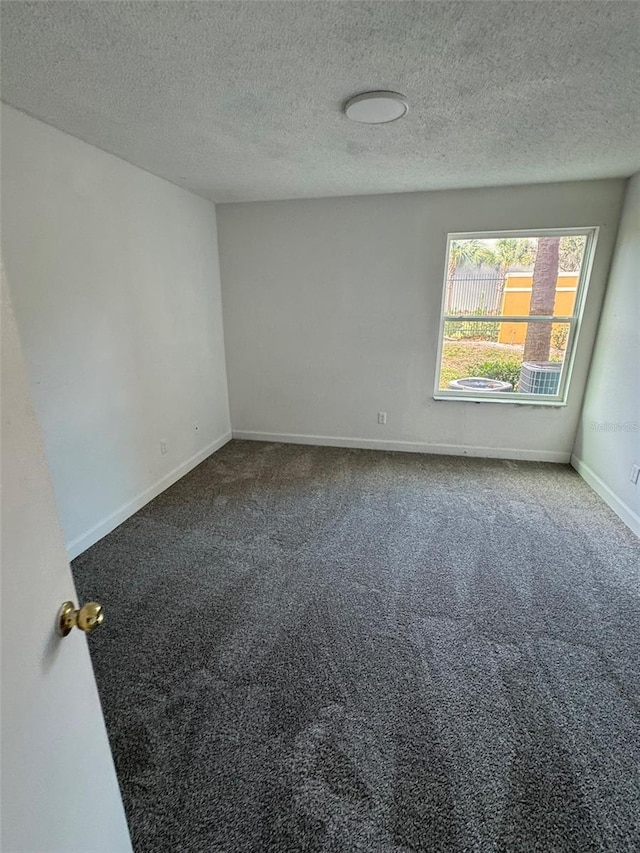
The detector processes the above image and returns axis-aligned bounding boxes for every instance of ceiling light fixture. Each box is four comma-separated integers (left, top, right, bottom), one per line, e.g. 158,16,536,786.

344,91,408,124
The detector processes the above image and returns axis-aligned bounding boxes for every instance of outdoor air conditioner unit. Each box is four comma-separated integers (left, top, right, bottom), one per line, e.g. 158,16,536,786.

519,361,562,394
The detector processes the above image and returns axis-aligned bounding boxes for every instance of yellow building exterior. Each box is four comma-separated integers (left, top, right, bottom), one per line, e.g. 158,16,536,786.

498,272,578,345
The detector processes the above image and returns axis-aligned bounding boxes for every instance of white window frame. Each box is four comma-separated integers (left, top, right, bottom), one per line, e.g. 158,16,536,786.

433,227,599,406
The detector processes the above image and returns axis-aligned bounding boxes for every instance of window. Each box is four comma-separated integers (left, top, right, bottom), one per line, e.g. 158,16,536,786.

434,228,598,405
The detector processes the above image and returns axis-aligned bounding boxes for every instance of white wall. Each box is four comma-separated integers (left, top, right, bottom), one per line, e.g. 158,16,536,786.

572,173,640,536
1,105,231,557
218,180,624,462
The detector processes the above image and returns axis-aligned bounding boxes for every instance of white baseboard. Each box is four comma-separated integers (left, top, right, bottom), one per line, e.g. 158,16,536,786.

571,454,640,538
232,430,571,463
67,431,232,560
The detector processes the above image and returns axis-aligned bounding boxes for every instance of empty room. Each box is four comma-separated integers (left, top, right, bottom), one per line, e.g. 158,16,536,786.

1,2,639,851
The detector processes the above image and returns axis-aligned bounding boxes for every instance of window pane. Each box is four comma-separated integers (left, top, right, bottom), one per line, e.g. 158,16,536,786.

438,321,570,394
445,235,587,319
445,273,504,316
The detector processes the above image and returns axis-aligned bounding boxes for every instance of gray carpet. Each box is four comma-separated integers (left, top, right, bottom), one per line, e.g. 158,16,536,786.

72,440,640,853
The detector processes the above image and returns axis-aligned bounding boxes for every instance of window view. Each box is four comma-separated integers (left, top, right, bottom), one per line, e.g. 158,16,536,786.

435,230,597,403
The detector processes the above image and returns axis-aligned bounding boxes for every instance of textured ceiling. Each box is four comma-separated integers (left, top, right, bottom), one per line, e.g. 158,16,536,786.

1,1,639,203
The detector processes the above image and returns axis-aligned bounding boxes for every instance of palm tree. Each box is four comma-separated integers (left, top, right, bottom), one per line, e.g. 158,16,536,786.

489,238,535,314
523,236,560,362
492,238,535,275
447,239,494,279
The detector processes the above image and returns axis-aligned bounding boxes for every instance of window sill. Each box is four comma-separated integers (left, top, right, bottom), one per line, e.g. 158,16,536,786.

432,392,567,407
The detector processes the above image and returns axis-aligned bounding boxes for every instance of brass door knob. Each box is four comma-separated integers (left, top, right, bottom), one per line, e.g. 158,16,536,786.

58,601,104,637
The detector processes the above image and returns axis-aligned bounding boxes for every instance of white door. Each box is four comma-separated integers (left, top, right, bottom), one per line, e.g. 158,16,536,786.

1,269,132,852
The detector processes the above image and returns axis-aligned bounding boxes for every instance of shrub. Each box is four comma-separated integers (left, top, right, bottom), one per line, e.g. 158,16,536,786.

475,357,522,389
551,325,569,351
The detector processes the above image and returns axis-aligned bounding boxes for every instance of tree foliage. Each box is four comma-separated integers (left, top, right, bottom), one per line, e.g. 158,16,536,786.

492,238,535,272
448,239,495,277
558,235,586,272
448,237,535,279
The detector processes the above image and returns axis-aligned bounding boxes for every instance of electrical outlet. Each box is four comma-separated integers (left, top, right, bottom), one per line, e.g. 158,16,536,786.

630,464,640,485
377,411,387,425
160,439,168,455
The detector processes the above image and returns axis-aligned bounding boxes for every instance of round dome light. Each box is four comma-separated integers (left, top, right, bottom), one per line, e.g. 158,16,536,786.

344,91,408,124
